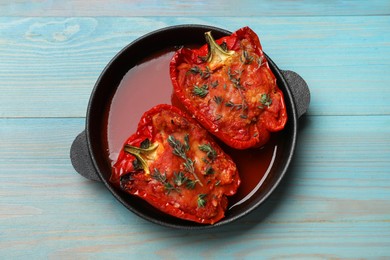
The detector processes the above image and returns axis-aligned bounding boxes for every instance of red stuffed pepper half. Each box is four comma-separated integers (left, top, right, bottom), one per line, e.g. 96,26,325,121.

170,26,287,149
111,104,240,224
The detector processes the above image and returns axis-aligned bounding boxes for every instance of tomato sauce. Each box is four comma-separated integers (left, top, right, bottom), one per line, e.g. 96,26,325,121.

105,48,285,209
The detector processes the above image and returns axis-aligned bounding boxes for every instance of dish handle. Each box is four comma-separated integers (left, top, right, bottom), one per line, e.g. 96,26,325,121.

281,70,310,118
70,131,101,181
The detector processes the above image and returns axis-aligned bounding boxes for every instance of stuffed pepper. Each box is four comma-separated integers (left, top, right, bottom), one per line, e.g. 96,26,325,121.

170,26,287,149
111,104,240,224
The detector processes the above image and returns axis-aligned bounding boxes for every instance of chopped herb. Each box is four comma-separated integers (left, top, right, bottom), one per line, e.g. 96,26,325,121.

202,157,210,164
152,169,179,194
188,66,211,79
168,135,203,187
197,194,207,208
174,171,198,190
188,66,201,75
193,84,209,98
240,114,248,119
205,166,214,175
215,180,221,186
257,56,265,69
168,135,187,159
184,134,190,151
215,114,223,121
184,158,195,174
225,100,234,108
227,67,243,89
186,179,197,189
241,50,254,64
151,168,167,183
213,96,223,105
260,93,272,107
174,171,187,186
199,143,217,161
164,182,178,193
210,80,219,88
201,66,211,79
225,101,243,110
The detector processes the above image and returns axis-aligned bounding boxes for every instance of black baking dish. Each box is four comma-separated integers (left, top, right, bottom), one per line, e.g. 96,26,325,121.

70,24,310,229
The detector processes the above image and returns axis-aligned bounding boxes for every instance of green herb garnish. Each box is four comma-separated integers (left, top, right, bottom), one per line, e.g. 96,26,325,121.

168,135,203,187
210,80,219,88
215,114,223,121
241,50,254,65
213,96,223,105
225,101,243,110
199,143,217,161
152,169,179,194
205,166,214,175
186,179,197,189
227,67,243,89
260,93,272,108
197,194,207,208
193,84,209,98
188,66,202,75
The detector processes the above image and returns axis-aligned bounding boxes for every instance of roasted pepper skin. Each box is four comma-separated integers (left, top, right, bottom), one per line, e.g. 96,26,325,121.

111,104,240,224
170,27,287,149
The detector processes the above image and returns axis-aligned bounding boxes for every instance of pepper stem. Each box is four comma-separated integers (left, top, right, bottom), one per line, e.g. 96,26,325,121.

124,142,159,175
205,31,235,71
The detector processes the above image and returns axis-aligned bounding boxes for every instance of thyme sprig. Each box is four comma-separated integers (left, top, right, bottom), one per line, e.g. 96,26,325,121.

193,84,209,98
188,66,201,74
213,96,223,105
152,169,179,194
219,42,228,52
225,101,244,110
205,166,214,175
259,93,272,108
168,135,203,187
197,194,207,208
226,67,249,119
174,171,196,190
210,80,219,88
227,67,244,90
215,114,223,121
241,50,254,65
198,143,217,161
188,66,211,79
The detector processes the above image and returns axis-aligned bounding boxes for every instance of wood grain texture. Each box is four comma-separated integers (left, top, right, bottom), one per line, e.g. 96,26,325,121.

1,16,389,117
1,0,390,258
1,0,390,16
0,116,389,258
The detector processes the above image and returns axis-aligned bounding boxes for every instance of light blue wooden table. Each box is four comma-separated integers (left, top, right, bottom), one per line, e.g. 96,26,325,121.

1,1,390,258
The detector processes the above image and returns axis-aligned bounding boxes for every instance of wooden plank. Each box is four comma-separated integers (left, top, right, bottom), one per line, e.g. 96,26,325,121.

1,0,389,16
1,116,389,257
1,16,389,118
